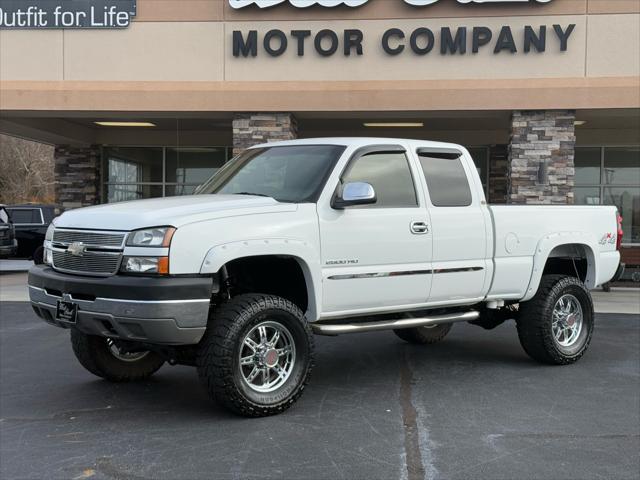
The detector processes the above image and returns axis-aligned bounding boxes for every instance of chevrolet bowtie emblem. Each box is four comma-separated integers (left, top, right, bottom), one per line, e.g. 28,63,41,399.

67,242,86,257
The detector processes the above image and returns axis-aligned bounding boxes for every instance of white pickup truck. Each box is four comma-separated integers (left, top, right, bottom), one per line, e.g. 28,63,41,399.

28,138,624,417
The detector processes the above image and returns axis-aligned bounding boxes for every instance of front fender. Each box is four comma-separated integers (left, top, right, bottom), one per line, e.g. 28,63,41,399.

522,232,599,302
199,238,322,321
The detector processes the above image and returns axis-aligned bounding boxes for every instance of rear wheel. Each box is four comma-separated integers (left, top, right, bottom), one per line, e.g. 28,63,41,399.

70,329,164,381
516,274,594,365
196,294,314,417
394,323,452,345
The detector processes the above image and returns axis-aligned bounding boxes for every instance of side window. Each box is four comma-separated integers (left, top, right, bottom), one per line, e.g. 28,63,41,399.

8,209,40,224
418,153,472,207
342,152,418,207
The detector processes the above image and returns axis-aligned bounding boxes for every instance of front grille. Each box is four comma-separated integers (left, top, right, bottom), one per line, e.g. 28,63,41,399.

51,228,127,276
53,230,125,247
52,250,122,275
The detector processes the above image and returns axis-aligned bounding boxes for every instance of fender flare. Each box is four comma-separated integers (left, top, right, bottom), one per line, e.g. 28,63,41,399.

199,238,322,321
522,232,599,302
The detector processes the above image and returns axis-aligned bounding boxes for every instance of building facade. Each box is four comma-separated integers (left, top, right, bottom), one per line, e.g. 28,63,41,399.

0,0,639,275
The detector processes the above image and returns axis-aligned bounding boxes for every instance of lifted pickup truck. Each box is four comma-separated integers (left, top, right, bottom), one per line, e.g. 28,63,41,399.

28,138,623,417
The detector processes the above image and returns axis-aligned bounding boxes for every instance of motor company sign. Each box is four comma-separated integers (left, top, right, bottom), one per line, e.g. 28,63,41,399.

231,0,573,58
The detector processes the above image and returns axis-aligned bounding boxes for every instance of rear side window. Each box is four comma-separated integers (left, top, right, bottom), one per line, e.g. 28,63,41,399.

418,153,472,207
342,152,417,208
8,208,41,224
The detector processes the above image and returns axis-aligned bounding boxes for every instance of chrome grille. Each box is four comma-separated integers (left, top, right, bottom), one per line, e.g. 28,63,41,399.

53,230,125,247
52,250,122,275
51,228,126,276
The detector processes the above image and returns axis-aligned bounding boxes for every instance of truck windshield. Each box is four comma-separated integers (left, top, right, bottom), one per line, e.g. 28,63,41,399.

196,145,346,203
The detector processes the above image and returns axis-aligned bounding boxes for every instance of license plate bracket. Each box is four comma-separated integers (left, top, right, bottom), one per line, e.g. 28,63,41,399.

56,300,78,324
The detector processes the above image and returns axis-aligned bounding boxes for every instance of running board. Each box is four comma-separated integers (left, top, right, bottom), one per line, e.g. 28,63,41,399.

311,310,480,336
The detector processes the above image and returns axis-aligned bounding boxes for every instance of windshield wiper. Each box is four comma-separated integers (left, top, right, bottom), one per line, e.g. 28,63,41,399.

232,192,272,198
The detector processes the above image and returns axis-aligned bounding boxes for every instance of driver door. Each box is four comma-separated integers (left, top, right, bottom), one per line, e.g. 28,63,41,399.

317,146,433,317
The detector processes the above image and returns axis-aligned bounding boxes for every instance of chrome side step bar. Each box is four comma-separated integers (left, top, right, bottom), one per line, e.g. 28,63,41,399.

311,310,480,336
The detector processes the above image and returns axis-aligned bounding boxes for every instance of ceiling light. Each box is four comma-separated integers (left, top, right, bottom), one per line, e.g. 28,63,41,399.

363,122,424,128
95,121,156,127
574,120,587,126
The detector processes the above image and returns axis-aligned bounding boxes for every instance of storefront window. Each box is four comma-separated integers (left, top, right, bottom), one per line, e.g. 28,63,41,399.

103,146,230,203
575,146,640,244
468,147,489,194
603,147,640,186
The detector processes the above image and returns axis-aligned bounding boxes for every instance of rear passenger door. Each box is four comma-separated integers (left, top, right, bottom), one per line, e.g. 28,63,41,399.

318,146,433,316
414,148,489,304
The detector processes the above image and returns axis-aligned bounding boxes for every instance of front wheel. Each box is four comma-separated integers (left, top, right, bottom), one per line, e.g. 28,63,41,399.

516,274,594,365
70,330,165,381
196,294,314,417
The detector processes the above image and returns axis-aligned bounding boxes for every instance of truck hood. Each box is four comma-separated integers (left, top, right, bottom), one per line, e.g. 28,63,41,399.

54,195,297,231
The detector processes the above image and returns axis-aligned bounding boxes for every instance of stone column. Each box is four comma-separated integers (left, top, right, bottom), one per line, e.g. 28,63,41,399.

508,110,576,205
54,145,101,210
232,113,298,156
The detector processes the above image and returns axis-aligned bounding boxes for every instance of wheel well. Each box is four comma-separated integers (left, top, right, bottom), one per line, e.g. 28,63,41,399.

543,244,593,285
222,255,308,314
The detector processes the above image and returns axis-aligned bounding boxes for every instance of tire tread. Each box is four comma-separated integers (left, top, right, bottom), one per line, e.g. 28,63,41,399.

196,293,314,417
516,274,594,365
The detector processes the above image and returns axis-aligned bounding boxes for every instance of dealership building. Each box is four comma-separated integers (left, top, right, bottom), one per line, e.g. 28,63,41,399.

0,0,639,273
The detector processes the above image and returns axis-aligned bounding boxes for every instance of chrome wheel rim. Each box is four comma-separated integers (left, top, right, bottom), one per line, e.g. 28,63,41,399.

106,338,149,362
552,294,584,348
239,321,296,393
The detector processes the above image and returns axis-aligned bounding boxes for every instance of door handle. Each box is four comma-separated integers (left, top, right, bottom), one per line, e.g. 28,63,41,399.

410,221,429,234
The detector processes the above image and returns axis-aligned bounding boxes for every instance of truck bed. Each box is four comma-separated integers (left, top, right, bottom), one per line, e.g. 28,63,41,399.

487,205,620,302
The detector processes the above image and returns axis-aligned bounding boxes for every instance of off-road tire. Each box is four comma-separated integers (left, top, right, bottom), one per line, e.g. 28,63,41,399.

197,294,314,417
394,323,452,344
516,274,594,365
70,329,164,381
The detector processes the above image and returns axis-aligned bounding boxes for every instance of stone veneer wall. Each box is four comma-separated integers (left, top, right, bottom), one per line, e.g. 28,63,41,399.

232,113,298,156
54,145,101,210
508,110,576,205
488,144,509,204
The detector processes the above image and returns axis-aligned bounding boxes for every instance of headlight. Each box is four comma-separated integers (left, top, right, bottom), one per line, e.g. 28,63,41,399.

126,227,175,247
45,223,55,242
121,256,169,275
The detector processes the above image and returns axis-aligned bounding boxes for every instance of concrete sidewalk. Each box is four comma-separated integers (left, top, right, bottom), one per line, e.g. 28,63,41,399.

0,259,32,273
592,288,640,315
1,272,638,314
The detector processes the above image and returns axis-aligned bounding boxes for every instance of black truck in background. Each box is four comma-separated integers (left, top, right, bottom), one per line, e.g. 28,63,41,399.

0,205,18,258
5,204,57,262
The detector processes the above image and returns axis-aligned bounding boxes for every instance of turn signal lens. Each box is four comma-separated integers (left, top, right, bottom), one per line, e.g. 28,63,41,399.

157,257,169,275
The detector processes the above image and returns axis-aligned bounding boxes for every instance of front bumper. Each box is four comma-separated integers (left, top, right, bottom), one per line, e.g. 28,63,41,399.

28,265,213,345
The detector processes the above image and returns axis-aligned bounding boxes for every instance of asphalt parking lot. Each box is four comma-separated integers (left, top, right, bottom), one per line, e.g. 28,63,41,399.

1,301,639,480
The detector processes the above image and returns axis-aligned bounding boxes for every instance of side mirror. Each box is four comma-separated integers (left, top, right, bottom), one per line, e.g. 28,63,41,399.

332,182,377,209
